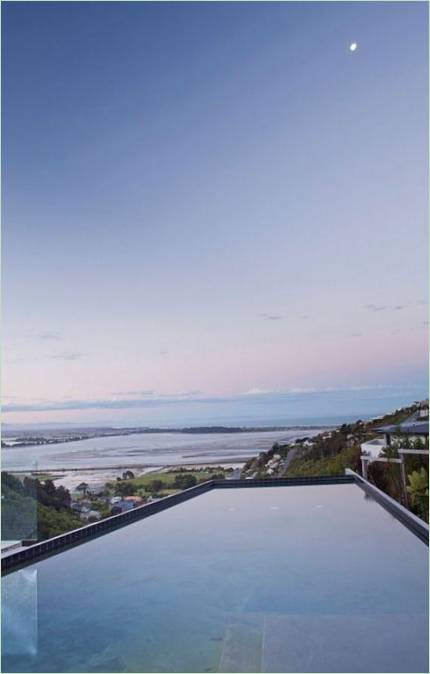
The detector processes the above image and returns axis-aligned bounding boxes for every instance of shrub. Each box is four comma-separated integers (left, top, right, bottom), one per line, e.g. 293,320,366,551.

173,474,197,490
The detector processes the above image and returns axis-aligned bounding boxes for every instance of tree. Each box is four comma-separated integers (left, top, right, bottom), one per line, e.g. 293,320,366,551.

1,472,80,541
37,504,82,540
2,472,26,495
114,481,135,497
148,479,164,493
122,470,135,480
173,474,197,490
76,482,89,495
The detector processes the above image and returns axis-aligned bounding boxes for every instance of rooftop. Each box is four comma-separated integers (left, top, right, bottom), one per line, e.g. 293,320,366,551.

376,421,429,435
376,417,429,437
2,476,428,673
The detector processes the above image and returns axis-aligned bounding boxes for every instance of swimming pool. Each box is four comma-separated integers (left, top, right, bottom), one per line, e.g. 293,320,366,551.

2,482,428,672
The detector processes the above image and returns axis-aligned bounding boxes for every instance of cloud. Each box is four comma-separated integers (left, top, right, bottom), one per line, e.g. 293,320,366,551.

366,304,387,312
244,384,393,397
366,304,410,312
260,313,283,320
24,331,62,341
112,390,201,399
50,352,86,361
111,390,155,397
3,391,205,413
287,387,319,394
2,385,397,414
4,350,85,365
37,331,62,341
244,387,271,395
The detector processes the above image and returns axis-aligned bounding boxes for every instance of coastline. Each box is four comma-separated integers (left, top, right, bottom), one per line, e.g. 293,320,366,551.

1,427,326,475
5,459,252,491
1,424,332,449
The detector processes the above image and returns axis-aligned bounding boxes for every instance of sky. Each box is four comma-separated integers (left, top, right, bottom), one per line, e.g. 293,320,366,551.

2,1,428,427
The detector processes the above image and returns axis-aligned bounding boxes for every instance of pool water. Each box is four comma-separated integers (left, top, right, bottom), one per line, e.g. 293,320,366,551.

2,484,428,672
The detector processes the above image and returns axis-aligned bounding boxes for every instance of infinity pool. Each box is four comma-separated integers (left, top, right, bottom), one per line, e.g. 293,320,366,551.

2,484,428,672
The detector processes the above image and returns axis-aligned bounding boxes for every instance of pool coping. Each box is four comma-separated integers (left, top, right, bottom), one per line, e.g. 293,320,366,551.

345,469,429,544
2,473,427,575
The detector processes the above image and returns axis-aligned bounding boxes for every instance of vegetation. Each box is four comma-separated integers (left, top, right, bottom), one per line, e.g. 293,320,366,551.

1,465,226,542
4,402,427,544
173,473,197,490
106,467,229,495
287,445,361,477
242,401,429,522
407,468,429,521
113,481,136,496
2,472,82,541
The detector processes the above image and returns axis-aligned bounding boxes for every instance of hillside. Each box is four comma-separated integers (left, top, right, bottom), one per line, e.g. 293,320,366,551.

242,401,429,521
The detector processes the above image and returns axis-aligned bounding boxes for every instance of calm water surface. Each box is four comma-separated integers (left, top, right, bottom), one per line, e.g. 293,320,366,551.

1,429,322,471
2,484,428,672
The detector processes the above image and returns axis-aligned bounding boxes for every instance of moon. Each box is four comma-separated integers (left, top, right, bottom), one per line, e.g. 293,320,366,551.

349,42,358,52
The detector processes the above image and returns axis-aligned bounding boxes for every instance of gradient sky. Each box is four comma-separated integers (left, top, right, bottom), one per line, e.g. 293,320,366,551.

2,1,428,426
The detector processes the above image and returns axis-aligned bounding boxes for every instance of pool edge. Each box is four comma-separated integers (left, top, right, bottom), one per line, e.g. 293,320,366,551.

2,473,427,574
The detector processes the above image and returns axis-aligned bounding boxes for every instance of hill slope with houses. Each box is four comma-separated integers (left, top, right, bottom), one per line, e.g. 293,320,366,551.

241,400,429,520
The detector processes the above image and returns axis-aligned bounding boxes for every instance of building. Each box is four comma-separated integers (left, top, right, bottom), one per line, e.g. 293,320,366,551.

71,501,101,522
361,412,429,460
376,417,429,447
226,467,242,479
71,500,91,515
86,482,106,496
360,412,429,504
111,499,135,515
109,496,122,506
123,495,144,506
81,510,101,522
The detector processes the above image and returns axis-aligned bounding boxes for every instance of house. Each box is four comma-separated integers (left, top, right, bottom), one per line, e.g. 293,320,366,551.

80,510,101,522
109,496,122,505
360,412,429,503
375,415,429,448
71,501,101,522
71,500,92,515
226,468,241,479
361,412,429,460
123,495,144,506
86,482,106,496
111,500,134,515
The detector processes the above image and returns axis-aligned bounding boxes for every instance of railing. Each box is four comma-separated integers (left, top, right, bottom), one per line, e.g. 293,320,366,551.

359,443,429,511
360,438,387,458
345,469,429,544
